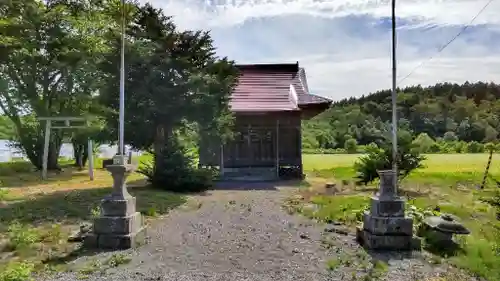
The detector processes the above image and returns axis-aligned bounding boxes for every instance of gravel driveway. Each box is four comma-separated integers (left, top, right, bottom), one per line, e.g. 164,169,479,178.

41,183,473,281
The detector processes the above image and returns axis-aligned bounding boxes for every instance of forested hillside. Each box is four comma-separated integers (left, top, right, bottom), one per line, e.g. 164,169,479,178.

302,82,500,153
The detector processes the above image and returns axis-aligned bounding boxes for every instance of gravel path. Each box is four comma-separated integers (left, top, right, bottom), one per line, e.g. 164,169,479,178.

41,183,473,281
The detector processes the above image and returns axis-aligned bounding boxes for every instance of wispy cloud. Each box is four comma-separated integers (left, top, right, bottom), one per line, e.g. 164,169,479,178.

144,0,500,100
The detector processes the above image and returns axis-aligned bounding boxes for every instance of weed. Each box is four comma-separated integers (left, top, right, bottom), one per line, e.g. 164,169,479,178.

145,206,158,217
371,260,389,278
326,258,341,271
6,222,40,251
89,205,100,219
104,253,132,267
41,224,64,243
0,188,9,201
0,261,35,281
78,259,103,276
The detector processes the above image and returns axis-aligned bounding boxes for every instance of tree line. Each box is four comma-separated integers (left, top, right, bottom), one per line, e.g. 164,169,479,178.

303,81,500,153
1,0,236,191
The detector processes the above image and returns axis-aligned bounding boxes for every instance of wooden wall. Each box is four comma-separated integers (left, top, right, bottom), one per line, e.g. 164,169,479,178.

199,111,302,171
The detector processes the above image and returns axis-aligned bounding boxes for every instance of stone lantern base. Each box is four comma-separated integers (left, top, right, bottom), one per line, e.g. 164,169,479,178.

84,155,146,250
356,170,416,250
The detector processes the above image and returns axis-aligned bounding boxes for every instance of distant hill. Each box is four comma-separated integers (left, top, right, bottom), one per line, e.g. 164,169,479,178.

302,81,500,150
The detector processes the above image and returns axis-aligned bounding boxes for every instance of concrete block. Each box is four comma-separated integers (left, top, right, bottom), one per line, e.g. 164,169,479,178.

85,227,147,250
100,196,136,217
93,212,142,235
370,197,405,217
359,230,412,250
363,211,413,236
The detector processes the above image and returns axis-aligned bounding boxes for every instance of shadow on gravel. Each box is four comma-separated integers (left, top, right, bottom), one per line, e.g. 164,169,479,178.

364,248,423,263
213,179,309,191
43,246,117,268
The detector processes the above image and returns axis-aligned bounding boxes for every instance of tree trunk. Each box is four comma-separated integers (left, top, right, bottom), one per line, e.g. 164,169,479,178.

153,124,165,176
72,140,89,170
48,141,62,171
19,131,62,171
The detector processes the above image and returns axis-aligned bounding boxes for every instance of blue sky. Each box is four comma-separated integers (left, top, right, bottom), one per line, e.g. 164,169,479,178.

145,0,500,101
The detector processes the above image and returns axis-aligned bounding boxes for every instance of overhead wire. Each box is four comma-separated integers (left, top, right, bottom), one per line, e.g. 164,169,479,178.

396,0,496,86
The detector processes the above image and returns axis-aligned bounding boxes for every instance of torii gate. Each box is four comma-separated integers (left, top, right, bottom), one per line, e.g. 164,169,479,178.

37,116,94,181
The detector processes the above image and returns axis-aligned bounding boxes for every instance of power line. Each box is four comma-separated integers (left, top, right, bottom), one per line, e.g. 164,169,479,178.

397,0,495,86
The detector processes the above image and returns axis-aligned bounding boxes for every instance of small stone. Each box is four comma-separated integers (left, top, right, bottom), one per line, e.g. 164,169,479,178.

324,225,349,235
299,233,309,239
292,248,300,253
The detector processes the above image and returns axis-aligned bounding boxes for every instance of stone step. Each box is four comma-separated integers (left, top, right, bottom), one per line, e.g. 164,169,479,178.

220,167,278,181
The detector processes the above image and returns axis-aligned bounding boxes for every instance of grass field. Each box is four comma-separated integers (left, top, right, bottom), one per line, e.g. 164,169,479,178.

0,153,499,280
298,153,500,281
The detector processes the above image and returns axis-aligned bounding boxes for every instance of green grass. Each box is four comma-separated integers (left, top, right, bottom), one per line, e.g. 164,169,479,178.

303,153,499,184
0,154,185,278
300,153,500,281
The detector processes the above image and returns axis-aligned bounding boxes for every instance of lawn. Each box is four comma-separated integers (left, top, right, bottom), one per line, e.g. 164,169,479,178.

297,153,500,281
0,155,186,280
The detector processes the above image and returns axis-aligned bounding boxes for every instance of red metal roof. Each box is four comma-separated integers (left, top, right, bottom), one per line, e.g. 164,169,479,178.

230,63,331,112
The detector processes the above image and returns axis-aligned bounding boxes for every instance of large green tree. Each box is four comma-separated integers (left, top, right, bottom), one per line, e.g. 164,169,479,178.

0,0,115,169
98,3,238,178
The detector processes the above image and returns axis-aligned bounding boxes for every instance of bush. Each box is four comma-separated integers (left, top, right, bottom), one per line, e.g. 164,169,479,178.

138,136,215,193
354,129,425,185
412,133,435,153
344,138,358,154
467,141,484,153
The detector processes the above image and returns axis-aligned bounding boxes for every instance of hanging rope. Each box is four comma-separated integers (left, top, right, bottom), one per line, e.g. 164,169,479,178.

480,148,494,189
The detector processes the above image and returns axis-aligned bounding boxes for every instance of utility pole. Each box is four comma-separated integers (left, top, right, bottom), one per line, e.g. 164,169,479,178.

86,0,146,250
118,0,125,156
391,0,398,190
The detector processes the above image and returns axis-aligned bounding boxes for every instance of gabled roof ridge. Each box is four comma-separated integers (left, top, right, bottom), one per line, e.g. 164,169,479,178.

297,67,310,95
235,62,299,72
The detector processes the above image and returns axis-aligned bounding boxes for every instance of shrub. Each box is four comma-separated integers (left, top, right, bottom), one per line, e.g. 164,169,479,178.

344,138,358,154
485,142,496,152
354,129,425,185
467,141,484,153
412,133,435,153
138,135,215,193
454,141,467,153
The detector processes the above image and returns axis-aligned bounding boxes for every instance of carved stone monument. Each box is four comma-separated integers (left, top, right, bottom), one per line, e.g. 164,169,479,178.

356,170,414,250
85,155,146,249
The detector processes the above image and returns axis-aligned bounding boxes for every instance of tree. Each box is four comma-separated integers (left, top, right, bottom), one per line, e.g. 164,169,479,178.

0,0,115,169
98,3,238,189
354,128,425,185
412,133,435,153
344,138,357,154
443,131,458,142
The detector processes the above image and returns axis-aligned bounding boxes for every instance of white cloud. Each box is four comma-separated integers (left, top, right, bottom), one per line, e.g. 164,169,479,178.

144,0,500,100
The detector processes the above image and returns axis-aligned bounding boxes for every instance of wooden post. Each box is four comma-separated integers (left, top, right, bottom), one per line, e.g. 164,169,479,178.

88,139,94,181
220,143,225,176
42,120,51,180
298,118,303,178
276,118,280,179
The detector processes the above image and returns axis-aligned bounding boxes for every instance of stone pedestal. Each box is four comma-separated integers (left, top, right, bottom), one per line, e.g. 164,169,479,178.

85,155,146,250
356,170,414,250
